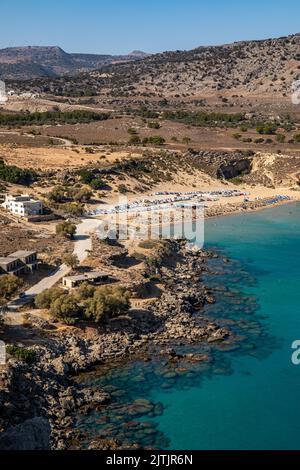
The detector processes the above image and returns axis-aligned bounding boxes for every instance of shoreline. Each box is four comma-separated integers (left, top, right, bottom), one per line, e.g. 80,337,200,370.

92,189,299,234
0,240,236,450
0,198,295,450
205,196,298,220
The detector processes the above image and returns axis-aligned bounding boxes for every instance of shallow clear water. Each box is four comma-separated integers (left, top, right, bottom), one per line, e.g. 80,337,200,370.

77,203,300,450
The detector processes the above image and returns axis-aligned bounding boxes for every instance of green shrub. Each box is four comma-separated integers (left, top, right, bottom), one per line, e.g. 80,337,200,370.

62,253,79,269
0,275,23,302
76,282,96,300
128,135,141,145
73,188,93,202
0,110,110,127
148,121,161,129
48,186,67,203
78,169,94,184
118,184,128,194
6,345,36,364
229,177,243,185
90,178,107,190
256,123,278,135
56,221,77,239
63,202,85,216
84,286,131,323
294,134,300,143
0,159,36,185
127,128,138,135
35,288,65,309
276,133,286,143
147,135,165,145
163,110,245,128
50,294,82,324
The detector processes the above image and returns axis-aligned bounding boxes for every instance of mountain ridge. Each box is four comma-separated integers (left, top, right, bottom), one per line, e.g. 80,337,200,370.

0,46,150,79
2,32,300,101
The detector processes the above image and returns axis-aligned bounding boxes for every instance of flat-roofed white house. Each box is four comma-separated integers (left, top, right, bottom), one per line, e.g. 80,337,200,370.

62,272,110,289
1,194,43,217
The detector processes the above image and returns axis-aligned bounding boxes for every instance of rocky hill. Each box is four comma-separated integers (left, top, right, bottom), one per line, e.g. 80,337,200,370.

91,32,300,98
0,46,149,79
2,33,300,103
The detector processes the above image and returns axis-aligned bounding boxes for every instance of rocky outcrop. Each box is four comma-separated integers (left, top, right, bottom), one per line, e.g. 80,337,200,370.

217,159,252,180
187,150,254,180
0,241,233,450
0,417,50,450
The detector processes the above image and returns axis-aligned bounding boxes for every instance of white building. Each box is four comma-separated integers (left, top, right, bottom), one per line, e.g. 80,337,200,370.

62,272,109,289
1,194,43,217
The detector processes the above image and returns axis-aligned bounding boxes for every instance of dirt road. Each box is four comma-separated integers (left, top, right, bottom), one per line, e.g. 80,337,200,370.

7,217,100,309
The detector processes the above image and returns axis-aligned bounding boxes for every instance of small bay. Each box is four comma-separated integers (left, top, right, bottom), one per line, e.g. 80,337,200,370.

76,203,300,450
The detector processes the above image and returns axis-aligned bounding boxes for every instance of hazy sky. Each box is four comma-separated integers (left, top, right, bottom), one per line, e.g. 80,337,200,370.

1,0,300,54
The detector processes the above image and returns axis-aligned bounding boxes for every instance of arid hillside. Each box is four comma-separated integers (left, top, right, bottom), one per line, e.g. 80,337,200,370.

6,32,300,103
0,46,149,80
92,33,300,98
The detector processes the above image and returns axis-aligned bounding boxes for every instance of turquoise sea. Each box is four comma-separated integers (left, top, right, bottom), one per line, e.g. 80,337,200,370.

77,203,300,450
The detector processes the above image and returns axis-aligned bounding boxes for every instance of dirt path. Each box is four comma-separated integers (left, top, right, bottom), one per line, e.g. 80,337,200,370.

0,130,73,147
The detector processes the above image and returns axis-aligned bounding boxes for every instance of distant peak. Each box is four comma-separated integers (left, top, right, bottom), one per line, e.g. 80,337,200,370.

128,50,150,57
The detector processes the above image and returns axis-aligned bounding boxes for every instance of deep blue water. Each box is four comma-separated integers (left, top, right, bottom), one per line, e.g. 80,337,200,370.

77,203,300,450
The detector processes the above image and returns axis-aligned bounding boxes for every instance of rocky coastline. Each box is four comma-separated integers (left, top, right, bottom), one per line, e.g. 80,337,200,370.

0,240,235,450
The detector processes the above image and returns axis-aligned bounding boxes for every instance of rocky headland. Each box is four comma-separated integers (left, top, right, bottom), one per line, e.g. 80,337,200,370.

0,241,234,450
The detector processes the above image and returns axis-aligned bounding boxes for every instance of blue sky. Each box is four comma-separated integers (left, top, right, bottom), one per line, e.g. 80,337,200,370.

1,0,300,54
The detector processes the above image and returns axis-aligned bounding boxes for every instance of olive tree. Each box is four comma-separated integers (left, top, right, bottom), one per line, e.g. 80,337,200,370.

85,285,130,323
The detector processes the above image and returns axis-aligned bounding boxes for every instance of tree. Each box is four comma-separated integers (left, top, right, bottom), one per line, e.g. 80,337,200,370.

90,178,107,190
73,188,93,203
127,127,138,135
56,221,77,239
256,123,278,135
0,159,36,185
62,253,80,269
64,202,85,216
35,287,65,309
78,169,94,184
128,135,141,145
232,133,242,140
276,133,286,143
76,282,96,300
148,121,161,129
147,135,165,145
294,134,300,143
0,275,23,302
118,184,128,194
50,294,82,324
84,286,131,323
48,186,67,203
